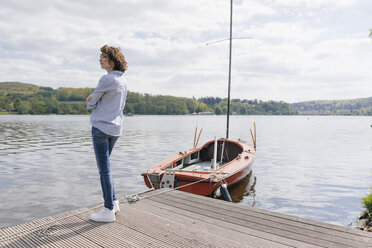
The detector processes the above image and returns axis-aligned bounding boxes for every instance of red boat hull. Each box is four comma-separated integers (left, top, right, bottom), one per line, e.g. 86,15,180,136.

175,160,253,196
142,139,256,196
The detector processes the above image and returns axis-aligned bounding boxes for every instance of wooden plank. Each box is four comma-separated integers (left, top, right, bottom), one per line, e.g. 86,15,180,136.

119,201,255,248
2,189,372,248
75,204,241,248
2,219,103,248
147,192,365,248
159,191,372,247
0,208,89,242
137,198,319,248
161,190,372,245
2,230,41,248
166,189,372,238
61,215,162,248
2,237,29,248
132,199,294,248
75,211,188,248
1,207,127,248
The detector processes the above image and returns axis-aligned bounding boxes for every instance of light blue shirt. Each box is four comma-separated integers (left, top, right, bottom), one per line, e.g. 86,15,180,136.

87,70,127,136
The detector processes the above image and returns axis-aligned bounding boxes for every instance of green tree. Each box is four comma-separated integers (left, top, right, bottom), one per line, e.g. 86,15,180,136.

215,106,223,115
185,99,198,113
57,88,72,101
28,97,47,114
45,96,59,114
17,101,32,114
13,98,21,111
196,102,207,113
124,103,134,114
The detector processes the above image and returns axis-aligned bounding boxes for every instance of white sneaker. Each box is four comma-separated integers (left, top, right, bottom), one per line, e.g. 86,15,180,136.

113,200,120,214
90,208,115,222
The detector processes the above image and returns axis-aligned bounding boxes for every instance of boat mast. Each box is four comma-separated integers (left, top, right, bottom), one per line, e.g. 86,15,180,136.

226,0,233,139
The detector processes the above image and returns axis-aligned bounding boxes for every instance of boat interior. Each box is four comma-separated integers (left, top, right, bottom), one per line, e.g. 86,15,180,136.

167,140,243,172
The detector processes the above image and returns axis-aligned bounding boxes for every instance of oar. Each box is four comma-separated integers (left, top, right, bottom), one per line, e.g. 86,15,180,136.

193,126,198,148
195,128,203,147
250,129,255,147
250,122,257,150
254,122,256,147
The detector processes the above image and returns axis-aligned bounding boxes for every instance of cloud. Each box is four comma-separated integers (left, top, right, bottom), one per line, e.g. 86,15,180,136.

0,0,371,102
273,0,358,8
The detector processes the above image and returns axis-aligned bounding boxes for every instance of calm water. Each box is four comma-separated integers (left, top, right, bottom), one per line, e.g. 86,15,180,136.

0,115,371,228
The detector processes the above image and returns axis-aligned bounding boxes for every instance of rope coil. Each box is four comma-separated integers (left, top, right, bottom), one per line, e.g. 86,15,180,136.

38,225,59,238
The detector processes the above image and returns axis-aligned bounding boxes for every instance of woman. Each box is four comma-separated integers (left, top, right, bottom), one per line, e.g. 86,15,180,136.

86,45,128,222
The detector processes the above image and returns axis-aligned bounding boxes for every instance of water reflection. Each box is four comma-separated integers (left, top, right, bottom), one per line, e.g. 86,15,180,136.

229,171,256,206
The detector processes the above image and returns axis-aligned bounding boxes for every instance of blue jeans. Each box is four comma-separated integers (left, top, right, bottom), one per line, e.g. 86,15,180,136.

92,127,119,210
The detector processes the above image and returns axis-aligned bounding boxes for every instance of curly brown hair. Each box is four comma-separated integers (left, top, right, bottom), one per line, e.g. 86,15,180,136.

100,45,128,73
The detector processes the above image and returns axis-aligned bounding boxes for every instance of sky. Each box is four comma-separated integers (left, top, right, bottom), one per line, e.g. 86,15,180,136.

0,0,371,103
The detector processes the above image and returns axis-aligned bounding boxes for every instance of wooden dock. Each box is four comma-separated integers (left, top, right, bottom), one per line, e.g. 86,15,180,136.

1,189,372,248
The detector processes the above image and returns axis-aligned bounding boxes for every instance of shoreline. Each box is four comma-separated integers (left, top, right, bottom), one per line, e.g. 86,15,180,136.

355,210,372,232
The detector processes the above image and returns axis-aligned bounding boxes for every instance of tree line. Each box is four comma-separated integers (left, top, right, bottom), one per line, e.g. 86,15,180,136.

0,82,209,115
9,81,372,116
199,97,296,115
292,98,372,115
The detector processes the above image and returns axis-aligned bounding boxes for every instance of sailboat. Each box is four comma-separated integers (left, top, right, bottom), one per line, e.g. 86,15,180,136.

141,0,256,199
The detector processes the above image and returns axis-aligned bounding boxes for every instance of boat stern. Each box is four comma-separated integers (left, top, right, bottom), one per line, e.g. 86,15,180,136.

142,171,162,189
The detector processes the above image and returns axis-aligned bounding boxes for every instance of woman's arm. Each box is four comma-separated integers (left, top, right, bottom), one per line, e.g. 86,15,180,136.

86,76,112,110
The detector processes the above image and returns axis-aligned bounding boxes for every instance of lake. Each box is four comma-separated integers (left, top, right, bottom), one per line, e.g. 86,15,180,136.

0,115,371,229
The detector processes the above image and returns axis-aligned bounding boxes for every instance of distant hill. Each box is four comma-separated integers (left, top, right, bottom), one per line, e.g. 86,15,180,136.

0,81,49,93
292,98,372,115
0,81,92,114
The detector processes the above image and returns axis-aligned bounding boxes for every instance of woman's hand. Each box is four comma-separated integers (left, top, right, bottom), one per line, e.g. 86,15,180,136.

86,95,92,102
